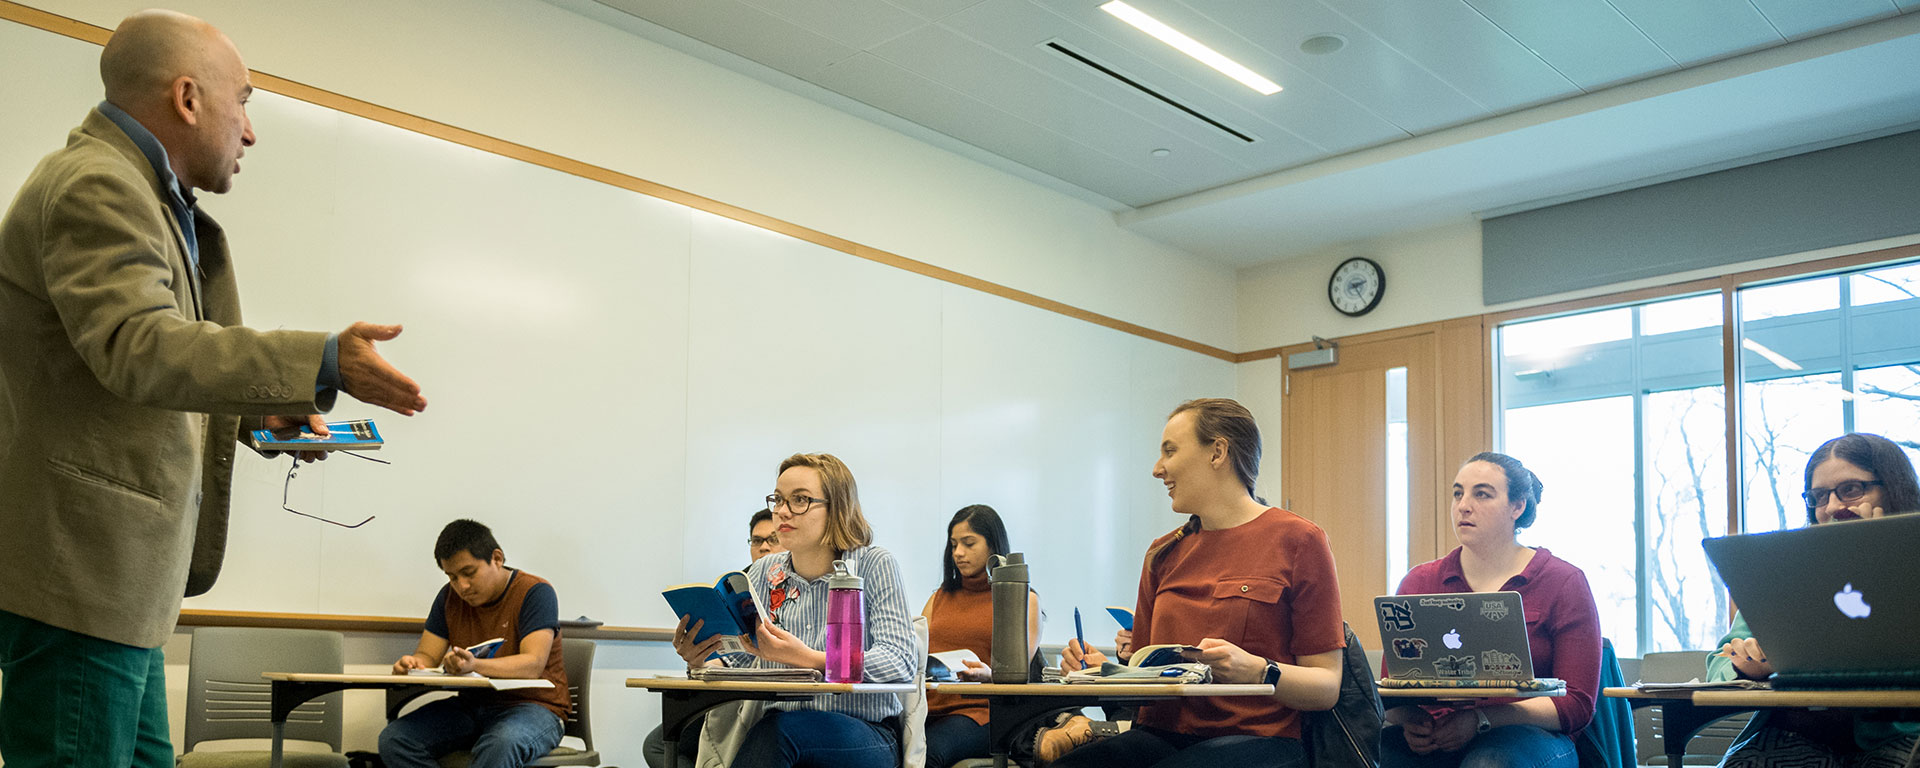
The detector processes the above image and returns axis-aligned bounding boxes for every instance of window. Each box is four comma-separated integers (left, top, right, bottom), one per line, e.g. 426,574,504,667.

1496,258,1920,656
1499,293,1723,657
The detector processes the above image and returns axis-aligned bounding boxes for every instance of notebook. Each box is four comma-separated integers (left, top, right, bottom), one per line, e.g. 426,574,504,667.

1702,513,1920,689
1374,592,1558,689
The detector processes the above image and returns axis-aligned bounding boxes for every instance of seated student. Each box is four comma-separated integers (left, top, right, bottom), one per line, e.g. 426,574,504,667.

1382,453,1601,768
1057,398,1344,768
1708,433,1920,768
669,453,915,768
380,519,569,768
921,504,1041,768
644,508,786,768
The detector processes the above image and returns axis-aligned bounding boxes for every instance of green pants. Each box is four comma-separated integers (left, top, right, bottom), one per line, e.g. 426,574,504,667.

0,608,172,767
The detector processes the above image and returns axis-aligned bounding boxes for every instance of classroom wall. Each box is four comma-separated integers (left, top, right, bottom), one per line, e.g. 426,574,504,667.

18,0,1239,351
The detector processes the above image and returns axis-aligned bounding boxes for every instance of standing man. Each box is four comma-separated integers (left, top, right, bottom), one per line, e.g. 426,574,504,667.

0,10,428,767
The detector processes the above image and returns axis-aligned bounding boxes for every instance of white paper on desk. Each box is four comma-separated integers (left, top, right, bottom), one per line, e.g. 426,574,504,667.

487,679,556,691
407,669,482,678
1635,678,1771,691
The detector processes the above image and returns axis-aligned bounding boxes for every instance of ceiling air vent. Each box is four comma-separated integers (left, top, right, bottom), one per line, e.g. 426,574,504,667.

1044,40,1256,144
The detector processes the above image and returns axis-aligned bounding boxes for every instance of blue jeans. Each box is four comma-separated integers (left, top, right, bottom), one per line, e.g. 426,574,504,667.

731,708,900,768
1382,724,1578,768
1048,725,1308,768
925,713,990,767
379,696,563,768
0,608,172,768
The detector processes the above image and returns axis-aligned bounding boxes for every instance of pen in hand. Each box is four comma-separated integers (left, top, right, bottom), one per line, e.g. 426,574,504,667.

1074,607,1087,659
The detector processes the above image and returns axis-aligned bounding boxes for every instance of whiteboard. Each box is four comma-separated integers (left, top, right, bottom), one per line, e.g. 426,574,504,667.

0,21,1237,643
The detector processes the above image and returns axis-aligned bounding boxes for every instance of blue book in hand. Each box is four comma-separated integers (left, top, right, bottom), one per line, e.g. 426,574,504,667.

1106,606,1134,632
662,572,764,655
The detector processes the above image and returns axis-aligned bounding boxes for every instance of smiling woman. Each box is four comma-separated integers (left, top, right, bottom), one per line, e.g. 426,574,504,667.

1705,433,1920,768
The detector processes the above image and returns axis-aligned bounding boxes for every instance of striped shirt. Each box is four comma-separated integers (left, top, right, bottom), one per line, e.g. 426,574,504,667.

721,545,915,722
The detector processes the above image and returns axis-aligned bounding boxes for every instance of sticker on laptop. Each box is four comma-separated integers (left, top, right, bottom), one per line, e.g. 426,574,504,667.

1481,650,1524,677
1435,655,1478,678
1480,600,1510,622
1391,637,1427,660
1378,601,1417,632
1418,597,1467,611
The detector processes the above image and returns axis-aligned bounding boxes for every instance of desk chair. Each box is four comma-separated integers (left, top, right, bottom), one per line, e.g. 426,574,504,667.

435,638,601,767
180,627,349,768
1633,651,1752,767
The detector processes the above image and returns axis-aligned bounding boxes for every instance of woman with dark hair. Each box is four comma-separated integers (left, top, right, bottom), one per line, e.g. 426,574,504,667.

1382,452,1602,768
920,504,1041,767
1707,433,1919,768
1053,398,1344,768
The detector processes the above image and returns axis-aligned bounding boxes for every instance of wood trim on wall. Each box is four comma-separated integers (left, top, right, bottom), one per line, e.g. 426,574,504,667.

177,609,672,642
0,1,1238,363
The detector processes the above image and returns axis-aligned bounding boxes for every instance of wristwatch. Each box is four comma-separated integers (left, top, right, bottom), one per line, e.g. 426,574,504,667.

1261,658,1282,685
1474,709,1492,734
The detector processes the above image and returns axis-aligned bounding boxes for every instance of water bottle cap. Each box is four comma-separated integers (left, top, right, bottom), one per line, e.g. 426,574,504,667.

988,552,1029,582
827,559,863,590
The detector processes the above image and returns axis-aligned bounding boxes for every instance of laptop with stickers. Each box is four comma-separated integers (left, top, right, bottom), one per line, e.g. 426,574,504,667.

1703,513,1920,689
1373,591,1562,690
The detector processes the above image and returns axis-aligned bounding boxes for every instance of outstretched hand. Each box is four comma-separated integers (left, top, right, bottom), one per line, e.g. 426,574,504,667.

337,322,426,416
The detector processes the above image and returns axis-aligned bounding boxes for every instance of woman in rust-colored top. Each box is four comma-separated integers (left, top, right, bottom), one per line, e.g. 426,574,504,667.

1057,398,1344,768
920,504,1041,768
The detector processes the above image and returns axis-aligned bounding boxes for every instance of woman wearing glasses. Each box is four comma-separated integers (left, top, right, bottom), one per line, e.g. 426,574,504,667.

1054,398,1344,768
1708,433,1920,768
669,453,915,768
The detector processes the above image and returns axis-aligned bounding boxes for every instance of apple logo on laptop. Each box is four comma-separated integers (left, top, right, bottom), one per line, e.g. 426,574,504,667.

1443,629,1463,649
1834,583,1872,619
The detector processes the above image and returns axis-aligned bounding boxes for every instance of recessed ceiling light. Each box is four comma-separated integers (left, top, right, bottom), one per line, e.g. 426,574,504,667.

1099,1,1281,95
1150,148,1172,158
1299,34,1346,55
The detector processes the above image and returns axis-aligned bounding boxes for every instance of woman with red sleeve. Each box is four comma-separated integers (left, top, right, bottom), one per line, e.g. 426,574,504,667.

1383,452,1602,768
1054,398,1345,768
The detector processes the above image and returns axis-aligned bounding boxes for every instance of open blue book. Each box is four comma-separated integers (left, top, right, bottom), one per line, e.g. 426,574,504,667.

662,572,765,655
245,419,383,455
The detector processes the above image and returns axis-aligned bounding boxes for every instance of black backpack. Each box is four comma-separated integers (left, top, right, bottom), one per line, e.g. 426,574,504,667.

1306,622,1385,768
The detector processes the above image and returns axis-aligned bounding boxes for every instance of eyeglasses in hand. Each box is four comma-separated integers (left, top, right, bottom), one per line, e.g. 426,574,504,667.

1802,480,1881,510
284,452,390,528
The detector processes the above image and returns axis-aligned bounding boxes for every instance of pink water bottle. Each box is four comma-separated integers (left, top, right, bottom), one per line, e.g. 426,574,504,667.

824,560,865,683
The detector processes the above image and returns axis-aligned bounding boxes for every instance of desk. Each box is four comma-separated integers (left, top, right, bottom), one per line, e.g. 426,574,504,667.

1378,687,1566,702
929,682,1275,768
260,673,552,768
1602,687,1920,768
626,678,915,768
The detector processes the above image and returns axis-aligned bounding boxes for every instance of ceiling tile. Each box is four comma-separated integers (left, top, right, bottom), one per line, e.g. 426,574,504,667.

881,0,989,22
809,52,1188,204
1599,0,1781,65
1464,0,1678,90
868,24,1263,189
1747,0,1901,39
1168,0,1489,133
1315,0,1576,111
741,0,929,50
593,0,857,76
1900,0,1920,12
957,0,1406,155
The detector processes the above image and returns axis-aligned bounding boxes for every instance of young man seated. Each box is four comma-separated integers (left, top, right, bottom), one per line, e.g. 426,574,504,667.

380,519,570,768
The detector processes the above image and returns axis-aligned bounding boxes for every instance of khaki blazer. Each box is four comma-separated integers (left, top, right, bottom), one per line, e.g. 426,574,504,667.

0,108,329,648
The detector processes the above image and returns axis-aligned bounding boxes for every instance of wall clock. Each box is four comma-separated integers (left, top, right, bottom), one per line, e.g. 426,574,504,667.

1328,257,1385,317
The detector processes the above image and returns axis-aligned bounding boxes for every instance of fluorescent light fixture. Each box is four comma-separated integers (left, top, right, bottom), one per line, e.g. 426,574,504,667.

1099,1,1281,95
1741,338,1803,371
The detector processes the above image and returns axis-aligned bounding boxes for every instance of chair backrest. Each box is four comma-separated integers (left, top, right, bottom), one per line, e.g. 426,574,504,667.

185,627,344,751
898,615,930,768
1577,638,1636,768
1631,650,1753,766
557,637,596,749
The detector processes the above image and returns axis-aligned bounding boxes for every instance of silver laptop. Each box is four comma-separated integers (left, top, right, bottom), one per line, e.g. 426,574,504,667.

1373,592,1543,688
1702,513,1920,688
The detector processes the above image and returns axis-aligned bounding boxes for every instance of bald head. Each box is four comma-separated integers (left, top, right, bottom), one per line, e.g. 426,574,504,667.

100,9,237,110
